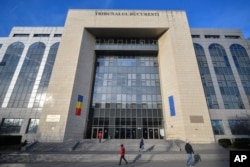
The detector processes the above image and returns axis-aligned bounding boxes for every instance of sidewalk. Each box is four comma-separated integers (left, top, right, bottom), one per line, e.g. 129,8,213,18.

0,160,230,167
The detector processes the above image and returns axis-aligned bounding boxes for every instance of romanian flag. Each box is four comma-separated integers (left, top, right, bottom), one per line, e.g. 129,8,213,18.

75,95,83,116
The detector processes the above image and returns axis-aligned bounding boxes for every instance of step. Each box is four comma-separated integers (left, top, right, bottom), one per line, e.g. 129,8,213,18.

0,151,229,163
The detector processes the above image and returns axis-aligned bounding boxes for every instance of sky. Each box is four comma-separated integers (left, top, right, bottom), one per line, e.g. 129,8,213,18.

0,0,250,38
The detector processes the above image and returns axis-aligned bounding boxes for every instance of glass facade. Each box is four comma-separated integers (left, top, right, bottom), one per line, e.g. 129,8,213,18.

0,42,24,106
32,42,59,108
209,43,244,109
87,55,163,139
230,44,250,104
194,43,219,109
8,42,45,108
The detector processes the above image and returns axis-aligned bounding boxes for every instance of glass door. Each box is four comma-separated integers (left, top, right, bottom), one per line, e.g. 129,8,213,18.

92,127,103,139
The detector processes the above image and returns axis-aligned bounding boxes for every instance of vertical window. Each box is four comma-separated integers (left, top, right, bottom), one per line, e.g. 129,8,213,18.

8,42,45,108
194,43,219,109
0,118,23,134
209,43,244,109
33,42,59,108
26,119,39,133
211,120,224,135
230,44,250,105
0,42,24,106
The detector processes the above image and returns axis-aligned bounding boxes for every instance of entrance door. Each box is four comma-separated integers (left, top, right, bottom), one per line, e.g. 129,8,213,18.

148,128,154,139
154,128,159,139
92,127,103,139
103,128,109,139
148,128,160,139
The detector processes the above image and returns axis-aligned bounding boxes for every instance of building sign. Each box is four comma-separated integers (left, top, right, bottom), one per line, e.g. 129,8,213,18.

95,11,159,16
46,115,60,122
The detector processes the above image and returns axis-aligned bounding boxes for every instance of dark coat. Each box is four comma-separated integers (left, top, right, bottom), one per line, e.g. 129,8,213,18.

185,143,194,154
140,139,144,148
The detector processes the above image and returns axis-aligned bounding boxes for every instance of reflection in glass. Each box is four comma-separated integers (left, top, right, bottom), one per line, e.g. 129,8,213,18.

26,119,40,133
87,55,163,139
194,43,219,109
209,43,244,109
0,118,23,134
230,44,250,105
0,42,24,106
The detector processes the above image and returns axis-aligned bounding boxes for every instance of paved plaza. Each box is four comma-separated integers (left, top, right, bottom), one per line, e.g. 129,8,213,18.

0,160,229,167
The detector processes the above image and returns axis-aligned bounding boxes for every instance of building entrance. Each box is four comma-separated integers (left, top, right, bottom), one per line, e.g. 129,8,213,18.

92,127,109,139
91,127,162,139
87,54,164,139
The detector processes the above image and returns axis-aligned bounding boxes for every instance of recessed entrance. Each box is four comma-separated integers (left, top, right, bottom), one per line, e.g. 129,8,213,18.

86,42,164,139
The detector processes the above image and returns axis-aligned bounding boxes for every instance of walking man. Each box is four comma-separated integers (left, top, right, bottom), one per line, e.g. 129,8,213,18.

118,144,128,165
139,137,144,152
185,140,194,167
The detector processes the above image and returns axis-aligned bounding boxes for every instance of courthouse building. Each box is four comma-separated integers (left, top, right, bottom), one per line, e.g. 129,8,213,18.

0,10,250,143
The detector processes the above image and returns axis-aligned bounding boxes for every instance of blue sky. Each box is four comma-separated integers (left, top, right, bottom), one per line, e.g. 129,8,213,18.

0,0,250,38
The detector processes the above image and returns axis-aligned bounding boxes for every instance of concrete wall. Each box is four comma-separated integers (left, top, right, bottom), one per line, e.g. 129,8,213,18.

158,13,214,143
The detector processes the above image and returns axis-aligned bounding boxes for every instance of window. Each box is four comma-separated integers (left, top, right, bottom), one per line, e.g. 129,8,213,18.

33,34,50,37
230,44,250,103
0,119,23,134
7,42,45,108
0,42,24,106
209,43,244,109
95,38,157,45
26,119,39,133
53,34,62,37
13,34,29,37
211,120,224,135
192,35,200,38
205,35,220,39
228,119,250,135
0,62,6,66
194,43,219,109
225,35,240,39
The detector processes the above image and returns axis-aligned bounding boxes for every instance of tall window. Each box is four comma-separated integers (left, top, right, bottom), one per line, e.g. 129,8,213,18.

230,44,250,105
194,43,219,109
32,42,59,108
88,55,163,139
8,42,45,108
0,42,24,106
209,43,244,109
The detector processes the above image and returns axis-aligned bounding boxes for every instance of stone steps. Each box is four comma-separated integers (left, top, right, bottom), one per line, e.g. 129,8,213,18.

0,139,229,163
